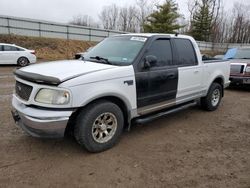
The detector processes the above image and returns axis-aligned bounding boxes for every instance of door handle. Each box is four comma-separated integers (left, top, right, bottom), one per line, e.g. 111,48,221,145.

194,70,199,74
166,74,175,79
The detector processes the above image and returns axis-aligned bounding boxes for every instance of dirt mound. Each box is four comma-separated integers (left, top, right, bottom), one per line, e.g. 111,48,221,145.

0,34,96,60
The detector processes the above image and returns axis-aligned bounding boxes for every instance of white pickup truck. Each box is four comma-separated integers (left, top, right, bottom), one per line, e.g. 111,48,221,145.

12,34,230,152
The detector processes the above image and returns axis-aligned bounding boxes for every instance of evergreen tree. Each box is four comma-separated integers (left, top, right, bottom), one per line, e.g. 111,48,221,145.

143,0,183,33
190,1,213,41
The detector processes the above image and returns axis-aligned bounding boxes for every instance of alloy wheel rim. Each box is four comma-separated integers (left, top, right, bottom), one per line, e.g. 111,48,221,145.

211,89,220,106
92,112,117,143
19,58,27,66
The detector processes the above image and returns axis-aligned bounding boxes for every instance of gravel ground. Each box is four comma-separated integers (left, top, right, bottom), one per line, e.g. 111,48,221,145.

0,65,250,188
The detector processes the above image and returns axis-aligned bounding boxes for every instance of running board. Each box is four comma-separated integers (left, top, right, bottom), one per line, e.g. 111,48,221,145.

134,101,197,125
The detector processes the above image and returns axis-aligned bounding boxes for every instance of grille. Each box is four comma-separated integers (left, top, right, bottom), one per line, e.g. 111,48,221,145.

15,81,33,101
230,65,244,74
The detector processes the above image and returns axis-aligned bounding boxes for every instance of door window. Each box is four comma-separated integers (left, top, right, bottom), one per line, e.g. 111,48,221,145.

174,39,197,66
145,39,173,67
3,45,19,51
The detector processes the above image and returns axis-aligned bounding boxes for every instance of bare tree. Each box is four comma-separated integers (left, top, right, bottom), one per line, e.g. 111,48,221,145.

119,7,129,31
99,8,109,29
229,3,250,43
99,0,170,33
69,14,100,28
128,6,141,32
187,0,198,25
70,14,89,26
118,6,139,32
99,4,119,30
135,0,157,32
205,1,250,43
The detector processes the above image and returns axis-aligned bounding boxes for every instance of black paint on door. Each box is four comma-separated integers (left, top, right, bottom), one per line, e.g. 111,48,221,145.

135,37,178,108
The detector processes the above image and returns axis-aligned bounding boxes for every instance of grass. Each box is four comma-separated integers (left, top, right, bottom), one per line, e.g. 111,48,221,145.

0,34,97,60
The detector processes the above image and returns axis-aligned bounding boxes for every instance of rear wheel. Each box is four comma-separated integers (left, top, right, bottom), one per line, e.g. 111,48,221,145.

201,83,222,111
17,57,29,67
74,100,124,153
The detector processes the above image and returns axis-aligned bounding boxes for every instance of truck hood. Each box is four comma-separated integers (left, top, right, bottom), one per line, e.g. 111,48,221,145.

14,60,116,85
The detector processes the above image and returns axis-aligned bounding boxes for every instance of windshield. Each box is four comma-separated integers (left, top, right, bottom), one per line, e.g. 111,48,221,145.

84,36,147,65
233,49,250,59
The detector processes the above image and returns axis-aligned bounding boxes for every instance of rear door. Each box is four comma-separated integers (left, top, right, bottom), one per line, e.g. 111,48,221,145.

173,38,203,103
135,37,178,115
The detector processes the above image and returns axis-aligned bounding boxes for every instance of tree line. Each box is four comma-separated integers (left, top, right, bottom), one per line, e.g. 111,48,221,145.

69,0,250,43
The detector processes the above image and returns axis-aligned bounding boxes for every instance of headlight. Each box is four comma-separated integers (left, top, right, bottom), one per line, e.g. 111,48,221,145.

35,89,70,105
246,66,250,73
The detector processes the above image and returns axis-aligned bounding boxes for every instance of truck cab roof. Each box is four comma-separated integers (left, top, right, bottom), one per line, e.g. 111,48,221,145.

118,33,195,40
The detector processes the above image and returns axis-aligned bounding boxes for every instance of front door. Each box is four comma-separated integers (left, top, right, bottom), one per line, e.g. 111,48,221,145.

135,38,178,115
2,45,19,64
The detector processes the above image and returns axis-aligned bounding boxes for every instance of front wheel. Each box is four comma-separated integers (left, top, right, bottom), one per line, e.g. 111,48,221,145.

201,83,222,111
74,100,124,153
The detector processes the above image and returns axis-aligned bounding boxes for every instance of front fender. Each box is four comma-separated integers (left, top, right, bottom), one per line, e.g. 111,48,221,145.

69,76,137,112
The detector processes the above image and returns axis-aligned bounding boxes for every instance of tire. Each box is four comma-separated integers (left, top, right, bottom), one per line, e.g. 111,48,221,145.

201,82,222,111
74,100,124,153
17,57,29,67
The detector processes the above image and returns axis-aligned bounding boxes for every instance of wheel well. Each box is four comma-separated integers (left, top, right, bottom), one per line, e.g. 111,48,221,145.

212,77,224,96
65,96,129,136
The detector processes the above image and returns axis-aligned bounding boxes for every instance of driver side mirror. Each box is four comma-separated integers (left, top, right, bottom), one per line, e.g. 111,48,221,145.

144,55,157,69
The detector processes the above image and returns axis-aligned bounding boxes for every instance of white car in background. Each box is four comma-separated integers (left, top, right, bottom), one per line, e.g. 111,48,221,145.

0,43,36,66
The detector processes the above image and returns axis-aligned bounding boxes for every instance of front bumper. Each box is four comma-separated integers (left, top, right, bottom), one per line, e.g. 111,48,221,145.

224,81,231,88
230,76,250,85
12,95,74,138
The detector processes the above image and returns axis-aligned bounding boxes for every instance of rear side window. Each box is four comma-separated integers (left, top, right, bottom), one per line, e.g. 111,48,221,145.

0,45,3,51
174,39,197,66
146,39,173,67
3,45,20,51
16,47,25,51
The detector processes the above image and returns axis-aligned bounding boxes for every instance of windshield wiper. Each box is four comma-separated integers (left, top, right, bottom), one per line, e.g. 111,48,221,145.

90,56,111,65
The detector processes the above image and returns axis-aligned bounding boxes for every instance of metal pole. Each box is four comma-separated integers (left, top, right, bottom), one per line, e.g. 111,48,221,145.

66,25,69,40
66,26,69,59
7,17,10,35
89,28,91,41
39,22,41,37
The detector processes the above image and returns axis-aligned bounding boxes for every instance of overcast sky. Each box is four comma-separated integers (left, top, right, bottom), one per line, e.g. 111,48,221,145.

0,0,247,24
